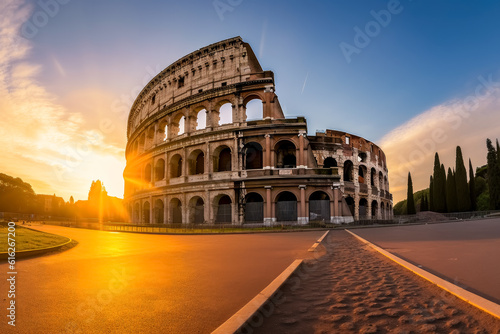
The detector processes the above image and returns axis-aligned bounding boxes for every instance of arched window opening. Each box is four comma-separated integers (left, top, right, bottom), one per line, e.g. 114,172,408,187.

215,147,232,172
163,124,169,141
276,192,297,222
170,154,183,178
215,195,232,223
170,198,182,224
379,172,384,190
343,160,354,182
358,166,367,184
196,109,207,130
244,142,263,170
309,191,330,222
134,202,140,223
359,198,368,219
244,193,264,223
358,152,367,163
218,103,232,125
345,196,355,216
178,116,186,135
245,99,263,121
275,141,296,168
189,197,204,224
155,159,165,181
144,164,152,183
371,200,378,218
380,202,385,219
143,201,150,224
323,157,337,168
188,150,205,175
371,168,377,187
154,199,164,224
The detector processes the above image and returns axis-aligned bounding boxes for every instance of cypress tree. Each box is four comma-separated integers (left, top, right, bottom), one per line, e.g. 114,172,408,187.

487,139,500,209
446,168,458,213
438,163,447,213
432,153,447,213
469,159,476,211
407,172,416,215
455,146,471,211
429,176,434,211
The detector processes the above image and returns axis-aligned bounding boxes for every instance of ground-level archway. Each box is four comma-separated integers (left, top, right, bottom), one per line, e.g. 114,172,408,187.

244,192,264,223
276,191,297,222
309,191,330,221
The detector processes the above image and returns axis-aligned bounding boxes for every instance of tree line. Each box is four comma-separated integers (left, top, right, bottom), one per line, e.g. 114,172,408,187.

397,138,500,215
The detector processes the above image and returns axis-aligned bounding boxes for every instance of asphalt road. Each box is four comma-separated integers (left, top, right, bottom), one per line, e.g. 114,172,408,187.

0,225,324,334
353,218,500,304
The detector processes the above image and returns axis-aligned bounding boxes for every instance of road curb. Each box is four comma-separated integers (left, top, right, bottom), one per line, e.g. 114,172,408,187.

308,230,330,252
346,229,500,320
212,259,303,334
0,238,73,260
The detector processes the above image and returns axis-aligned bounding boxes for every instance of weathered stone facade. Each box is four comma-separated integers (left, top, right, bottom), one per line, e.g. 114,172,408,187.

123,37,392,225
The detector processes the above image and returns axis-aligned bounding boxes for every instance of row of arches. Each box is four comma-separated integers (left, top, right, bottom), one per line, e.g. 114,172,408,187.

344,197,393,220
342,160,389,190
137,139,306,186
131,191,336,224
129,99,265,156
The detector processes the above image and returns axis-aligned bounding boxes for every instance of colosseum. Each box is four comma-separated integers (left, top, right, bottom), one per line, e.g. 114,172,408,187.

123,36,393,225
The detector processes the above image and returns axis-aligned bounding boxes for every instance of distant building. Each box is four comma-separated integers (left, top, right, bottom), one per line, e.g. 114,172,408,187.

36,194,65,216
123,37,392,225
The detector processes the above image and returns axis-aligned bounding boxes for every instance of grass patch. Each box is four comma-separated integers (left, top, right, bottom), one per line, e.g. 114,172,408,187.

0,224,70,252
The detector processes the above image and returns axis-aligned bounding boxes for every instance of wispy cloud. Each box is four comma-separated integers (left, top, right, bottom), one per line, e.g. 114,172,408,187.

381,77,500,203
0,0,125,201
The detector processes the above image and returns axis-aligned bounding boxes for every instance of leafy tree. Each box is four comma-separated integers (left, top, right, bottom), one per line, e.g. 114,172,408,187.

446,168,458,213
469,159,476,211
407,172,416,215
486,139,500,209
0,173,36,213
455,146,470,211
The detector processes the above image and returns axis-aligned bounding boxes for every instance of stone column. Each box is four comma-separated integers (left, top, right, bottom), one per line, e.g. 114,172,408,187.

264,134,271,169
298,185,308,225
264,186,272,226
298,131,306,168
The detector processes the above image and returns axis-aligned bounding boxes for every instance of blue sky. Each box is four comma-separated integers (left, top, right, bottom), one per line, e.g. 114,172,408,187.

2,0,500,202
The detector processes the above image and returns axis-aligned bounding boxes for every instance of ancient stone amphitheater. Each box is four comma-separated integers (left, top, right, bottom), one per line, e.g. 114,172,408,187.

123,37,393,225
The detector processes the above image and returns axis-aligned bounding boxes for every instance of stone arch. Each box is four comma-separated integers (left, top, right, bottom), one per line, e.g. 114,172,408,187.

155,159,165,181
143,201,150,224
170,198,182,224
345,196,355,216
309,191,330,221
144,163,152,183
276,191,298,222
244,97,264,121
323,157,337,168
343,160,354,182
243,142,263,170
213,145,232,172
195,109,207,130
275,140,296,168
358,165,367,184
371,200,378,218
214,194,232,223
381,202,385,219
154,199,164,224
244,192,264,223
159,118,169,141
138,133,146,152
146,126,155,148
188,149,205,175
170,154,183,178
134,202,140,223
218,102,233,125
189,196,205,224
371,168,377,187
379,171,384,190
359,198,368,219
